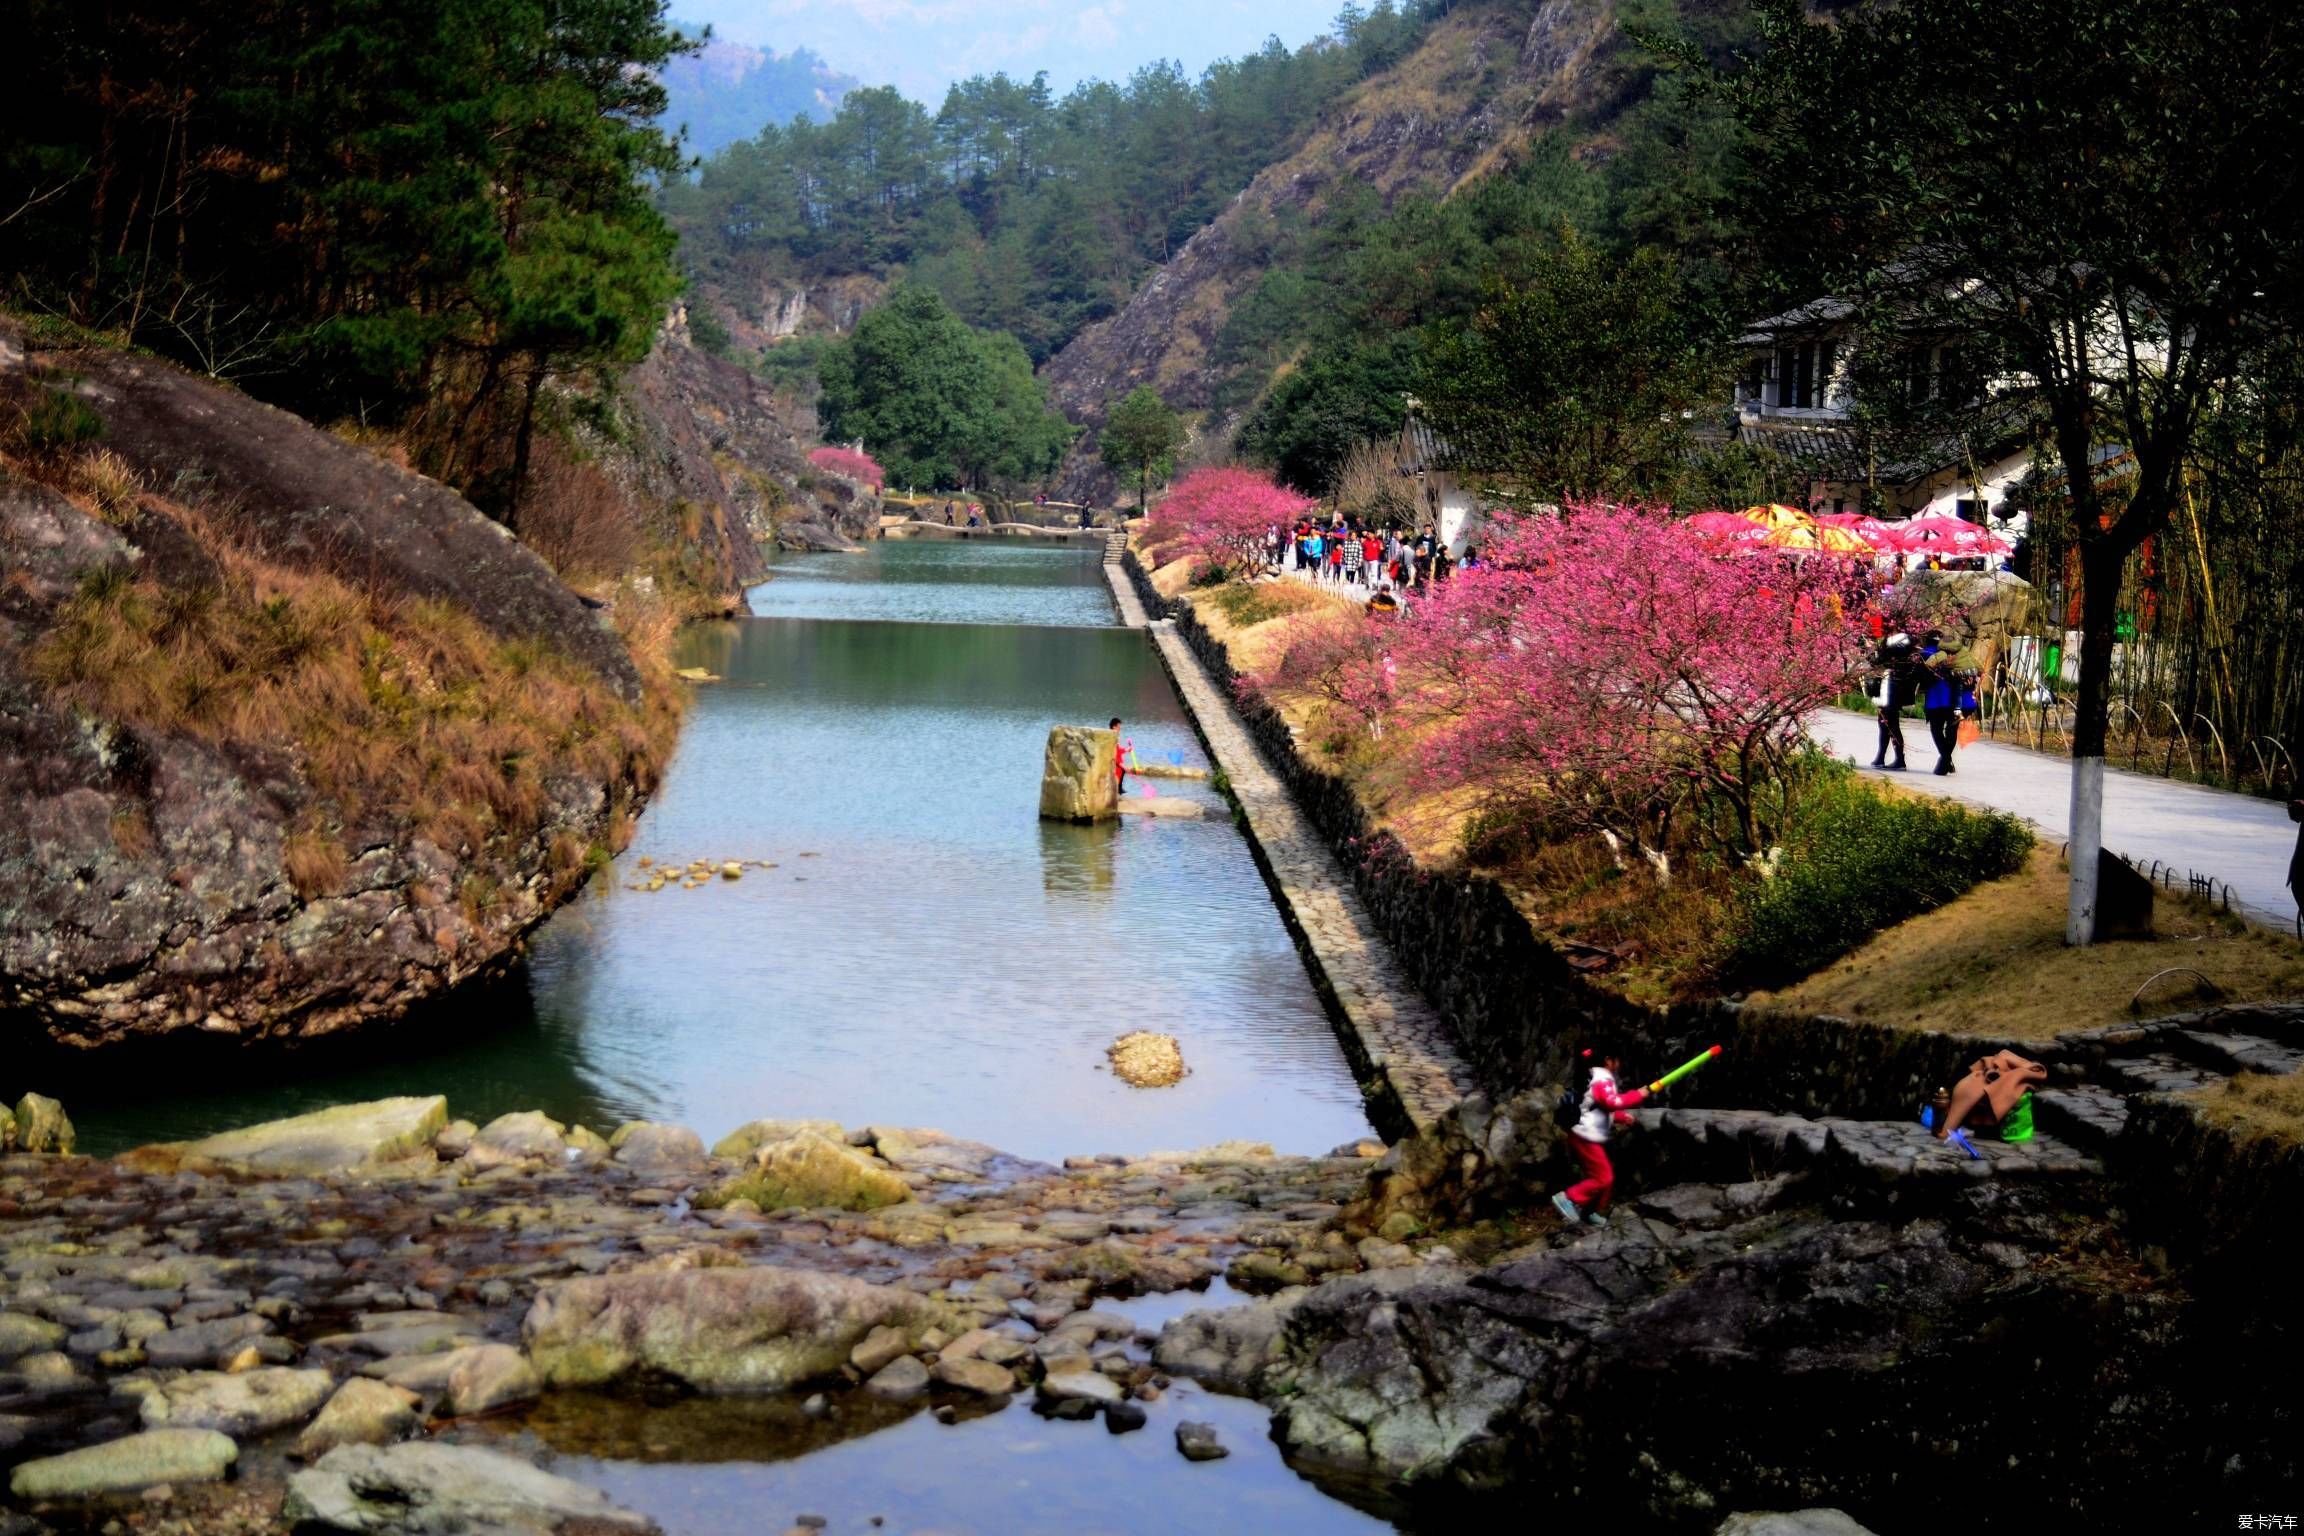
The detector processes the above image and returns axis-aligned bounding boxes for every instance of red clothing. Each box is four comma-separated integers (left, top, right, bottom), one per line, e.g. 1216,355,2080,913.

1564,1134,1615,1213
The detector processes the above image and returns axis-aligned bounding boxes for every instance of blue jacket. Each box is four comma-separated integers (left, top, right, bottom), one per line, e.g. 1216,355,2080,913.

1921,652,1959,711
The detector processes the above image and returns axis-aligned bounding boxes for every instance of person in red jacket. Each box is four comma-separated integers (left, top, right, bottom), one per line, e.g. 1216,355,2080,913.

1552,1045,1650,1227
1109,717,1130,799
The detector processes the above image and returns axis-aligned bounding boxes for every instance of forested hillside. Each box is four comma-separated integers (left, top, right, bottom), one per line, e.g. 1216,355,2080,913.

658,1,1441,366
1042,0,1764,499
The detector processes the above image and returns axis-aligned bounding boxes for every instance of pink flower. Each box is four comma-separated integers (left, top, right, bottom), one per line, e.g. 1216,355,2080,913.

808,446,885,491
1147,467,1317,578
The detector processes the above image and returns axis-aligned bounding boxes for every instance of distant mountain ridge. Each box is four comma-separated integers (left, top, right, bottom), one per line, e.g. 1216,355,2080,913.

662,26,858,157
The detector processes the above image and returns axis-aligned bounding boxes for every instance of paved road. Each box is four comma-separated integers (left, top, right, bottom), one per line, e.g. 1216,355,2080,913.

1806,708,2301,933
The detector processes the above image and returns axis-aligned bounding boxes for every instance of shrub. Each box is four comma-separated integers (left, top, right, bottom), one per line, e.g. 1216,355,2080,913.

69,449,143,521
1727,760,2034,987
518,447,641,582
7,388,105,452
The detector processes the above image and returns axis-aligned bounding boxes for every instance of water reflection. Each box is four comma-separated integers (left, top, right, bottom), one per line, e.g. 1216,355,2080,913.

59,544,1372,1163
491,1386,1400,1536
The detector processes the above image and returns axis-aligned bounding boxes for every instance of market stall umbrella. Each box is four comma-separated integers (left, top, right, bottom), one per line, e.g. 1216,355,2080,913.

1737,503,1813,530
1816,512,1904,544
1893,514,2014,556
1756,520,1876,555
1686,510,1773,544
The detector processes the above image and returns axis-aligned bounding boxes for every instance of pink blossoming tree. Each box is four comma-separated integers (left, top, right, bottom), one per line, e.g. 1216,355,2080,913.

1238,605,1398,747
1384,505,1876,861
808,445,885,491
1146,467,1316,580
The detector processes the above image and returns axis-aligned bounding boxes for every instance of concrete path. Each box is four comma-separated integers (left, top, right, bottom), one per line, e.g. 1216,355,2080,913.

1805,708,2301,932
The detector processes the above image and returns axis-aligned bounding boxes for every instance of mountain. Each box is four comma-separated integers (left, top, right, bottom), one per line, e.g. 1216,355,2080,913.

662,28,858,158
1040,0,1626,498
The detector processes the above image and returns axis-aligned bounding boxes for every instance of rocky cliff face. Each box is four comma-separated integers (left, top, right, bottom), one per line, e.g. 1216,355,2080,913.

1041,0,1618,500
0,319,672,1048
597,330,880,587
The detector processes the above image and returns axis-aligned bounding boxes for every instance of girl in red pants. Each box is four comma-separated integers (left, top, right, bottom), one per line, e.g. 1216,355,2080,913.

1552,1046,1649,1228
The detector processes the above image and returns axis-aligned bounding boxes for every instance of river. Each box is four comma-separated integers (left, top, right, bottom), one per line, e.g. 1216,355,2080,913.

68,539,1374,1165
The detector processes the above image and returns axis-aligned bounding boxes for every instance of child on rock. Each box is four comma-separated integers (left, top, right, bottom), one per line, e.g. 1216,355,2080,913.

1552,1045,1649,1228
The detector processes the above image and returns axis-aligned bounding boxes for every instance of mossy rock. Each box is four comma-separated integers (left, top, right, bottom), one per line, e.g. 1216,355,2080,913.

695,1132,908,1212
165,1097,443,1175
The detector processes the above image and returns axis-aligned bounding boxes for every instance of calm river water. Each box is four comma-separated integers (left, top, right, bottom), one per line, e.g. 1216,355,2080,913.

66,540,1373,1163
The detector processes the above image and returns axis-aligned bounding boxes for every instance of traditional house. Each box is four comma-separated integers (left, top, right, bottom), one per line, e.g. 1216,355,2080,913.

1392,401,1486,556
1731,292,2033,538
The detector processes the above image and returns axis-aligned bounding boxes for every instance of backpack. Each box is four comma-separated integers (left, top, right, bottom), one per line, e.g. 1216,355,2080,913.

1553,1077,1585,1130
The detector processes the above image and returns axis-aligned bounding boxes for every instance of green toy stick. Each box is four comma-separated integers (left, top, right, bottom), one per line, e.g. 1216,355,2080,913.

1645,1045,1723,1095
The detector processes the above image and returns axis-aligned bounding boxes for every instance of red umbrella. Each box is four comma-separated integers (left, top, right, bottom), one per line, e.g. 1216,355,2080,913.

1686,510,1771,544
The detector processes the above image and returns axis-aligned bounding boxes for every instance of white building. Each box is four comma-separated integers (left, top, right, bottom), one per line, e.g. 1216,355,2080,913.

1731,294,2032,538
1392,403,1485,556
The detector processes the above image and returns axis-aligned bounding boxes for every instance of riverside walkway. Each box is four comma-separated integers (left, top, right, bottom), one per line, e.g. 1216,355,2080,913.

1805,707,2301,932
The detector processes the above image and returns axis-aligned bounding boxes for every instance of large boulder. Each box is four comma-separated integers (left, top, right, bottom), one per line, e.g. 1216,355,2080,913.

706,1130,909,1212
523,1264,948,1394
283,1441,653,1533
166,1097,448,1176
1038,725,1118,822
0,325,656,1050
138,1366,334,1436
1153,1289,1309,1395
9,1428,237,1499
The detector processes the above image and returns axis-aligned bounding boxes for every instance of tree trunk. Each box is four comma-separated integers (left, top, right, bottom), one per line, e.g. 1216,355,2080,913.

2065,538,2125,945
507,362,547,529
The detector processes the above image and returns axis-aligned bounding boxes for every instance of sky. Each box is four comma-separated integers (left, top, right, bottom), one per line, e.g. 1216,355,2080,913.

674,0,1353,102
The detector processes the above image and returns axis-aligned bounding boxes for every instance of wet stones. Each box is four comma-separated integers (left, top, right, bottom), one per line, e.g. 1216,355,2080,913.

863,1356,930,1402
463,1111,572,1171
0,1311,67,1360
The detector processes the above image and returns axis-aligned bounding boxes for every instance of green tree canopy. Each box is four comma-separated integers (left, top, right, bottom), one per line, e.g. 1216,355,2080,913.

0,0,689,511
816,283,1075,492
1098,386,1187,510
1412,228,1718,504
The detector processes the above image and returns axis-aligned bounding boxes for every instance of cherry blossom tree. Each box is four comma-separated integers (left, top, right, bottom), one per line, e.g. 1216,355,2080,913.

1145,466,1316,580
1238,605,1398,746
1388,505,1875,861
808,445,885,491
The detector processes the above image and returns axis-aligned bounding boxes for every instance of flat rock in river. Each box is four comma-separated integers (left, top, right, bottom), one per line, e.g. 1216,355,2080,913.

167,1097,449,1176
138,1366,334,1436
523,1265,947,1394
9,1428,237,1499
284,1441,654,1533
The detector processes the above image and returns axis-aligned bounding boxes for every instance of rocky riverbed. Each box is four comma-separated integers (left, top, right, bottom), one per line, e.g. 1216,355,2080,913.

0,1092,2293,1534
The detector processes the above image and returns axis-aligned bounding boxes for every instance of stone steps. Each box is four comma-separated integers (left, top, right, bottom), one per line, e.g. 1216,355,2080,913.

2030,1086,2132,1151
2095,1051,2225,1097
1636,1106,2103,1188
2164,1029,2304,1079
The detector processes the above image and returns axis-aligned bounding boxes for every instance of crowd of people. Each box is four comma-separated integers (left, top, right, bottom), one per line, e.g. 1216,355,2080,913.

1265,515,1478,611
